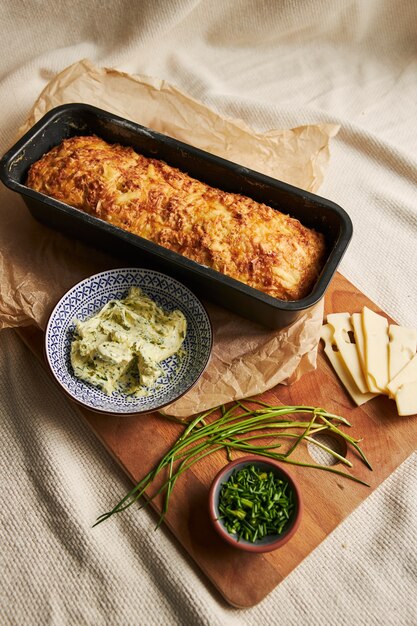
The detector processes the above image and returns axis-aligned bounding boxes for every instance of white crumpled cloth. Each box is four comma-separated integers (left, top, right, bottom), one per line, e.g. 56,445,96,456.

1,1,416,624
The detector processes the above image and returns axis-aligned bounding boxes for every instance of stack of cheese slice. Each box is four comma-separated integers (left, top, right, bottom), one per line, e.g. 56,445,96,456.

320,306,417,415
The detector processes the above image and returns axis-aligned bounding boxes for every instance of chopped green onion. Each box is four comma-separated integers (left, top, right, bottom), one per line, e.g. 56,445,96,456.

218,464,295,542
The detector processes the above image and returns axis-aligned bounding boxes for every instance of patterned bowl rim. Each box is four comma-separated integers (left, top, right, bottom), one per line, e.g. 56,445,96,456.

44,267,213,415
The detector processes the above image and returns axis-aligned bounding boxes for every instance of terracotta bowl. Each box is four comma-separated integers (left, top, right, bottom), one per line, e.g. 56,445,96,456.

209,455,303,553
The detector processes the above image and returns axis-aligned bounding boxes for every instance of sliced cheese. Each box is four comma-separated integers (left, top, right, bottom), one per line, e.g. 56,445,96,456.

394,382,417,416
320,324,377,406
327,312,369,394
362,306,389,394
388,325,417,381
387,353,417,397
351,312,367,378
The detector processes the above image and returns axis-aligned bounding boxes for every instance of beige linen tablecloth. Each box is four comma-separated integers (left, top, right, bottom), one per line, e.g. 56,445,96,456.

1,1,416,624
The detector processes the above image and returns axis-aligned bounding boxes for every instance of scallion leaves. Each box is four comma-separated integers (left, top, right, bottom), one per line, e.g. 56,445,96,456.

94,400,371,529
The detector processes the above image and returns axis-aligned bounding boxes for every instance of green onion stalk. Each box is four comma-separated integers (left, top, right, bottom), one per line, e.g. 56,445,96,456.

94,400,372,528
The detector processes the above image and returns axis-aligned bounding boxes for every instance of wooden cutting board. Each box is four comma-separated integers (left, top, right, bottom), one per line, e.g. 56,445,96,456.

17,272,417,608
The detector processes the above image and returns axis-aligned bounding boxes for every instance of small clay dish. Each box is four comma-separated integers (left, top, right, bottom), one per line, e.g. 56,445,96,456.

209,455,303,553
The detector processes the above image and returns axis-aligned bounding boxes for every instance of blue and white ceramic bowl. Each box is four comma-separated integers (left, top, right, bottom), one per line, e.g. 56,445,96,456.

45,268,213,414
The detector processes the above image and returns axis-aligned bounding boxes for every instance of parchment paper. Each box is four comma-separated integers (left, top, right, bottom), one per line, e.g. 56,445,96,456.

0,59,339,417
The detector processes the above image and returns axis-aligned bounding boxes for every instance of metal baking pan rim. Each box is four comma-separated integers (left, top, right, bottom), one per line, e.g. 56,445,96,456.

2,103,352,220
3,177,343,313
0,103,353,316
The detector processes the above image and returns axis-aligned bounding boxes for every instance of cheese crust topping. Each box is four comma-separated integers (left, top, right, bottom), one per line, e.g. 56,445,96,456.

27,135,326,301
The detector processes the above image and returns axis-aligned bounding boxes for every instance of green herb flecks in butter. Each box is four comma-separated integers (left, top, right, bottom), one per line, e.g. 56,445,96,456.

70,287,187,396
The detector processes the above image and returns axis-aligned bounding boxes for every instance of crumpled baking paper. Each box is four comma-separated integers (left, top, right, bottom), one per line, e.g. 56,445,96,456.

0,59,339,416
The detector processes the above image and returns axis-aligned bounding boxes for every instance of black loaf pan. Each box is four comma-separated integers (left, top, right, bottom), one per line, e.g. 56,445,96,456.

0,103,352,329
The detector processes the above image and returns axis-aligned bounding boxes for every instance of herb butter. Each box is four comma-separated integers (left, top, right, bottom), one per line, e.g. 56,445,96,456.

71,287,187,395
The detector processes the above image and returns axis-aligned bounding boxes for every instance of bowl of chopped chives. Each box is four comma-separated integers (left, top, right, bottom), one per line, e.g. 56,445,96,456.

209,456,303,552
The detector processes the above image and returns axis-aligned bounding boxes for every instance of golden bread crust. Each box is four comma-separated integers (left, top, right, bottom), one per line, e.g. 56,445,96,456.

27,135,326,301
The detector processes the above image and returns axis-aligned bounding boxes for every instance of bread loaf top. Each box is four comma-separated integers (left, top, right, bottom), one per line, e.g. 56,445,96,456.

27,135,326,301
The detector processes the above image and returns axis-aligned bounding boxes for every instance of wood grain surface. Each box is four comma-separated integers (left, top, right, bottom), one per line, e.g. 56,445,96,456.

16,272,417,608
